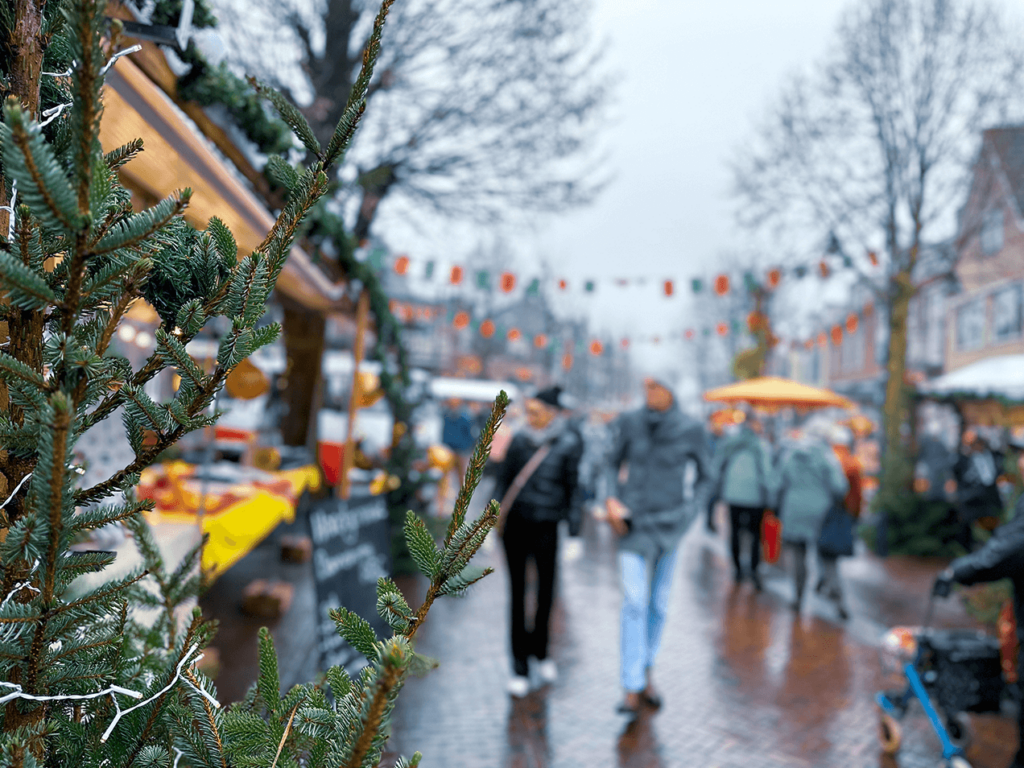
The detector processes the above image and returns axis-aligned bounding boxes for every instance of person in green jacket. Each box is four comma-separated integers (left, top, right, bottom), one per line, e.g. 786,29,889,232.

775,429,848,612
712,417,776,589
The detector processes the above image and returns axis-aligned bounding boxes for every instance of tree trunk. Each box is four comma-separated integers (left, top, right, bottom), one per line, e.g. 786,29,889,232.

1,0,48,508
880,268,914,481
353,165,397,242
280,303,327,449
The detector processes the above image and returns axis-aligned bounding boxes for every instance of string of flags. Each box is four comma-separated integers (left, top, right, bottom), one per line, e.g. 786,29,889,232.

374,246,881,299
375,245,883,366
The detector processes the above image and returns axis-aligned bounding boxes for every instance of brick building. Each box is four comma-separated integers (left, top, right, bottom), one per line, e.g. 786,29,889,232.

946,126,1024,372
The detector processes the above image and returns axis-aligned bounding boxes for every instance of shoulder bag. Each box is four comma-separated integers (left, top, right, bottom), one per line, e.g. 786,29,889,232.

497,440,555,534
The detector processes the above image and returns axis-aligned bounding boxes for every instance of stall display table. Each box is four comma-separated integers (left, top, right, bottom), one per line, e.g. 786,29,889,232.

137,461,321,580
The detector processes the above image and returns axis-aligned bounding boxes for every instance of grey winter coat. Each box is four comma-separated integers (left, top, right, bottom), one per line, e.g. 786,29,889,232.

607,405,712,558
775,439,848,543
712,428,776,508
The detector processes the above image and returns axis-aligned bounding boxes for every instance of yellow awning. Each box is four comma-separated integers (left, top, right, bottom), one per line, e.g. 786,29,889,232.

704,376,854,410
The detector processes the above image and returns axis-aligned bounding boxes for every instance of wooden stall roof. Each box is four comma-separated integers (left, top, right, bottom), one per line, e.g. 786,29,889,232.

100,56,348,313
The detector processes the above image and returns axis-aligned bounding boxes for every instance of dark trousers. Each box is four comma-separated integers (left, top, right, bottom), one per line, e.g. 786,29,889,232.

729,505,764,575
502,516,559,677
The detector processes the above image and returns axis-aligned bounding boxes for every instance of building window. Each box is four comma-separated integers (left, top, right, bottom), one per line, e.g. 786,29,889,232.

956,300,985,351
992,284,1023,343
981,207,1004,255
926,287,945,364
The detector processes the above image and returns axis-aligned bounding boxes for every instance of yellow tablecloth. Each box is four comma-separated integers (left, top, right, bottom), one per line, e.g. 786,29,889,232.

139,462,322,581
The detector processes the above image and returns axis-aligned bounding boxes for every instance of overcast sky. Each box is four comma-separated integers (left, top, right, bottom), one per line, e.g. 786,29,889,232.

385,0,1019,369
379,0,900,353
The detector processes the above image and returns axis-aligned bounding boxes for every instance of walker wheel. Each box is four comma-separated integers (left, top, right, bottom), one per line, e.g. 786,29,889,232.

945,713,973,752
878,712,902,755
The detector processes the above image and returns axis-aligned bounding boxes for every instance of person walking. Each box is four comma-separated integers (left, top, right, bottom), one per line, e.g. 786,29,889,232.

494,386,584,697
441,398,476,485
604,376,711,717
950,429,1004,549
705,420,725,533
934,434,1024,768
775,426,848,613
712,416,775,590
815,425,862,620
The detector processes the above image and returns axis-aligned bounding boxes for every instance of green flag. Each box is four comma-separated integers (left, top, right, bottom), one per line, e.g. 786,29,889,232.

744,272,758,293
424,260,435,280
476,270,490,289
527,278,540,296
584,280,595,293
367,247,386,270
691,278,703,294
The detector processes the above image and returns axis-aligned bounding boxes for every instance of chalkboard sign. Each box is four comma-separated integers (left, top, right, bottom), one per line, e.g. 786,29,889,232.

308,490,391,673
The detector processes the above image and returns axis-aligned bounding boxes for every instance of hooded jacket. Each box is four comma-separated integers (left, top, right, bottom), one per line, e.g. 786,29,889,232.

712,427,776,508
951,496,1024,643
775,438,848,543
493,420,585,535
607,404,712,557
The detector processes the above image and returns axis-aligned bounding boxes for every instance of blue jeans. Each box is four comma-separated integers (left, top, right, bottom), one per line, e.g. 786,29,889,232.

619,548,678,692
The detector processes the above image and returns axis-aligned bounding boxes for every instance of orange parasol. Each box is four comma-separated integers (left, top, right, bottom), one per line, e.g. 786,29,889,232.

704,376,854,410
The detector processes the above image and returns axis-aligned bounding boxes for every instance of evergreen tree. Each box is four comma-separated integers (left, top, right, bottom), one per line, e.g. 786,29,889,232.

0,1,506,764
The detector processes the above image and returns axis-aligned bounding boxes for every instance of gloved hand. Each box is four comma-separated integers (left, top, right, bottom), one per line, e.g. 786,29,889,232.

932,569,954,598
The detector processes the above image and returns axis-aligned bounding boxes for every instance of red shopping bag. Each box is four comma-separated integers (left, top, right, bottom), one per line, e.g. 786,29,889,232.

762,511,782,565
999,600,1018,684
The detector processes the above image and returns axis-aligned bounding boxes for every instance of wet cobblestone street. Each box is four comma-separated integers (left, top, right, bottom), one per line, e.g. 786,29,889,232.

385,492,1017,768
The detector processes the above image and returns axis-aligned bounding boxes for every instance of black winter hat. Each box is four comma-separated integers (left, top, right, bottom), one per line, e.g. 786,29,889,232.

533,385,564,409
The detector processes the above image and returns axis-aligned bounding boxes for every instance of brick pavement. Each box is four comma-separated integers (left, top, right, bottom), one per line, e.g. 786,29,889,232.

384,497,1017,768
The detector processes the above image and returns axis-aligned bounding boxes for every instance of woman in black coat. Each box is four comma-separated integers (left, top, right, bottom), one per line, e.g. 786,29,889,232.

493,386,583,697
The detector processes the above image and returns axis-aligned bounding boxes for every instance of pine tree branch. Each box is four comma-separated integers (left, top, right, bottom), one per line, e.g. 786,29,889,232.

74,368,227,506
120,619,204,768
342,653,403,768
40,402,70,606
183,667,228,768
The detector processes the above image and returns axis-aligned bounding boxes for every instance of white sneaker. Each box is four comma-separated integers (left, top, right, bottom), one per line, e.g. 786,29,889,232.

536,659,558,684
507,675,530,697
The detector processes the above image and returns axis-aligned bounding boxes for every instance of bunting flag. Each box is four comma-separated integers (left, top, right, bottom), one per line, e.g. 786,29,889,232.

562,353,573,371
378,246,887,354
